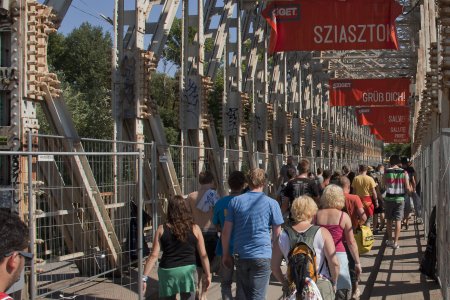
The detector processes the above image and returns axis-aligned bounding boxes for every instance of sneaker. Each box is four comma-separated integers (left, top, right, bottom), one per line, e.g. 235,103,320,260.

392,243,400,249
386,240,394,247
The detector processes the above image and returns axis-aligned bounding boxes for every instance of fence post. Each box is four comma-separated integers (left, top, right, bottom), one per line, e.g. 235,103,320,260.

28,131,36,299
151,143,158,236
138,149,144,300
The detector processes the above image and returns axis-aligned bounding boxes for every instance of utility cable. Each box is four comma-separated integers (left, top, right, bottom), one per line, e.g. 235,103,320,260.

403,0,420,16
71,4,104,22
74,0,113,25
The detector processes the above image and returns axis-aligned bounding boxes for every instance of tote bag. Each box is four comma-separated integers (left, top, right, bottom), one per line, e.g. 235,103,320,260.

354,225,374,254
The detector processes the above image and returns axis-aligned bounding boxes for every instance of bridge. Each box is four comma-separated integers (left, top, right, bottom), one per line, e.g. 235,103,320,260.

0,0,448,299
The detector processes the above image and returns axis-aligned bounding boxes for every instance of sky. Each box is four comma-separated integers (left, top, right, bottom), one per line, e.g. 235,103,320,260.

39,0,182,74
39,0,117,35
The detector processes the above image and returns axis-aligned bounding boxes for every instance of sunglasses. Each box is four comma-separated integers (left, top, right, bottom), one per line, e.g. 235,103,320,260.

3,251,34,260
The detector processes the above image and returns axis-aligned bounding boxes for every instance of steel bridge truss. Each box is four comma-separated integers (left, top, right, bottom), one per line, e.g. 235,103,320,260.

1,0,428,289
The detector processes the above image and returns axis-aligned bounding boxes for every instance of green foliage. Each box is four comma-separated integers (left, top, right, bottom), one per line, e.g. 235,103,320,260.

208,68,224,143
149,73,180,145
50,23,112,95
163,18,196,68
384,143,411,159
47,33,66,68
43,23,113,139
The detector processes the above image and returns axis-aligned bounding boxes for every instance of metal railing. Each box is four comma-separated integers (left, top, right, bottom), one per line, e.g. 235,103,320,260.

413,129,450,299
0,133,385,299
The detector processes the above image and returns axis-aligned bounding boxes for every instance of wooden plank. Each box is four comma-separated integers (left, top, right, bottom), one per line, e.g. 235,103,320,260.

40,85,121,273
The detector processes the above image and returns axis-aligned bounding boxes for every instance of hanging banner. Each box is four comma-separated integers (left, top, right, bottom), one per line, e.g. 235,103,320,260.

370,125,409,135
374,135,410,143
370,126,410,142
356,106,410,126
262,0,402,53
329,78,410,106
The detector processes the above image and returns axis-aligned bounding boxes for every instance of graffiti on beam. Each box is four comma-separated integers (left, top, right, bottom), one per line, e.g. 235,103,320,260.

224,92,240,136
226,108,239,136
11,155,19,185
255,103,266,141
0,67,16,90
120,55,136,118
182,77,199,129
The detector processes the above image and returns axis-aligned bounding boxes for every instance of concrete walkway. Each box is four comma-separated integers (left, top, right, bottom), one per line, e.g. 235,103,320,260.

197,218,442,300
40,218,442,299
360,219,442,300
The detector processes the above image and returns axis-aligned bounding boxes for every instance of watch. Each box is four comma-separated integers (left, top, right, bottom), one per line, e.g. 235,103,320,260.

142,275,149,282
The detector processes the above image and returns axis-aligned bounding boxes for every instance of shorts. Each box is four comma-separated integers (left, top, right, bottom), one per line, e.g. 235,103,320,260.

403,195,413,217
384,201,405,221
195,232,218,267
374,198,384,214
360,196,374,217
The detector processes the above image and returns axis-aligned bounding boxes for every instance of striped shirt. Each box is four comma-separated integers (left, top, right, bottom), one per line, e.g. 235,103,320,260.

0,292,13,300
384,167,409,202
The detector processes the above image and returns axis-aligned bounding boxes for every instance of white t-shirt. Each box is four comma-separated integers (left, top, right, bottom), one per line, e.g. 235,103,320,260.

279,226,330,277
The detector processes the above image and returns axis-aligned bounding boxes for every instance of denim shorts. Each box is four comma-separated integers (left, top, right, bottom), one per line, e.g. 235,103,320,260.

384,200,405,221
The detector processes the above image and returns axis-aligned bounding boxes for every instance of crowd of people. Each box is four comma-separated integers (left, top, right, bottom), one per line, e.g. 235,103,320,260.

140,154,418,300
0,154,419,300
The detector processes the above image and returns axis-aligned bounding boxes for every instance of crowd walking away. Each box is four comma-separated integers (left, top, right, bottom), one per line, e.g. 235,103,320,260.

141,155,420,300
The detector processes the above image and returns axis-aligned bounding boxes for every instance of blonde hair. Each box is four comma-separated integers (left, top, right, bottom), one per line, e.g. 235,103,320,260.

247,168,266,189
290,195,318,223
320,184,345,209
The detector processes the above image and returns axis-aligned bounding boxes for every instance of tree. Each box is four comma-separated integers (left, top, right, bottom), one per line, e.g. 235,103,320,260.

50,23,112,95
163,18,196,68
384,143,411,159
162,18,213,69
149,72,180,145
43,23,113,139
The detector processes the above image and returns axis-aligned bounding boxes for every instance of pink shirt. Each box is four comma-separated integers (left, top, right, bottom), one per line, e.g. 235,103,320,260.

316,211,346,252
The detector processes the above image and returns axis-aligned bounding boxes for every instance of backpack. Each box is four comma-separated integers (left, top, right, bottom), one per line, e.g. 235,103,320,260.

285,226,321,299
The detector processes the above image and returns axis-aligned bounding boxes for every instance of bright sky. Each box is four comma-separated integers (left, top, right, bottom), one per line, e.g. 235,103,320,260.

37,0,116,35
39,0,181,75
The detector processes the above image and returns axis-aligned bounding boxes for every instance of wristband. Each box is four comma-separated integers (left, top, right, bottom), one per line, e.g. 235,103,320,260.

355,263,361,266
142,275,149,282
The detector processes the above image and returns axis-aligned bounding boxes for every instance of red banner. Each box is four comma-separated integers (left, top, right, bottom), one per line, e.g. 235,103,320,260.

371,126,410,143
375,135,410,143
262,0,402,53
356,107,410,126
329,78,410,106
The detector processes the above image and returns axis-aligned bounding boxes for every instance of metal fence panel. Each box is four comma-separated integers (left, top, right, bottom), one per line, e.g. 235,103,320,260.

34,151,143,299
12,134,154,300
439,130,450,299
413,130,450,300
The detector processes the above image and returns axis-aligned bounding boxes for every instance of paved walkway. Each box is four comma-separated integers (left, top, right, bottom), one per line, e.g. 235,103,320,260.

40,218,442,299
360,219,442,300
195,218,442,300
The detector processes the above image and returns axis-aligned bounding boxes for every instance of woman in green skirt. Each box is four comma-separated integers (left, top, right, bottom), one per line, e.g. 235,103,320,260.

143,195,211,299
